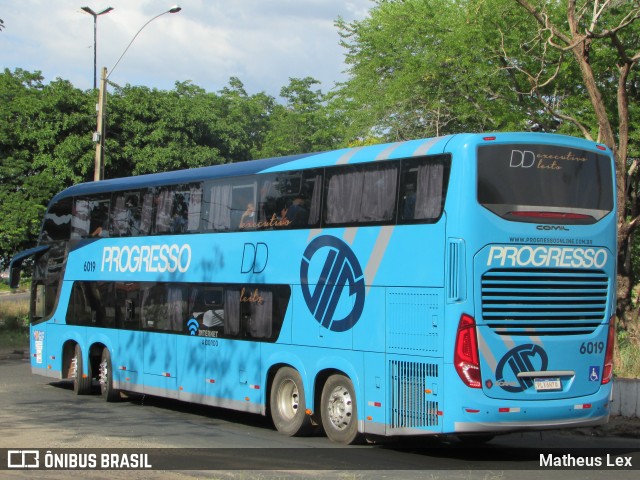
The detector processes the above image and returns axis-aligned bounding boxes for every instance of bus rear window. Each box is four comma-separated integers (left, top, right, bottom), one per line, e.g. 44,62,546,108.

477,144,613,224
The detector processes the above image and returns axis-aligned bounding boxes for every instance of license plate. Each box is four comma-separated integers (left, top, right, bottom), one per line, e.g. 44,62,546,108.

534,377,561,391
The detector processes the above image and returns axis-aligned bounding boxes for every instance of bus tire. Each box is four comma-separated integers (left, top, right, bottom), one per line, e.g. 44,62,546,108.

99,348,121,402
72,344,92,395
320,374,362,445
270,367,312,436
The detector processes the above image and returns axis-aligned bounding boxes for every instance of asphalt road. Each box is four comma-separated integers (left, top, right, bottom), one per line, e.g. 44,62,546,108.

0,290,29,303
0,354,639,480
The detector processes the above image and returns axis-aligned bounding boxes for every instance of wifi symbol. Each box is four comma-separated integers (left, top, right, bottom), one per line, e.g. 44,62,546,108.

187,319,199,336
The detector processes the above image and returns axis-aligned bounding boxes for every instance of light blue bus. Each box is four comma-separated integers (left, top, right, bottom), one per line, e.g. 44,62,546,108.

10,132,616,444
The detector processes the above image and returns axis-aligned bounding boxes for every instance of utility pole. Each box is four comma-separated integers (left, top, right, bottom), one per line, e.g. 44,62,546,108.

91,5,182,181
94,67,108,181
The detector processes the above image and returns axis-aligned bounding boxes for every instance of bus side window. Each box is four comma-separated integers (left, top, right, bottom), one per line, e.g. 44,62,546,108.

71,197,110,238
190,287,225,331
232,182,257,230
40,198,72,242
32,283,46,319
245,289,273,339
257,171,322,229
67,282,116,327
140,284,186,332
139,191,155,235
111,192,142,236
153,184,202,234
325,163,398,225
398,156,449,223
115,282,141,330
224,289,241,336
202,181,232,232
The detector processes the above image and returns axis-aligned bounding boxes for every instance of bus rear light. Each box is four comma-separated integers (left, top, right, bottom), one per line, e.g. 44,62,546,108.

602,317,615,385
454,314,481,389
465,408,480,413
507,211,592,220
596,145,607,151
483,136,496,141
574,404,592,410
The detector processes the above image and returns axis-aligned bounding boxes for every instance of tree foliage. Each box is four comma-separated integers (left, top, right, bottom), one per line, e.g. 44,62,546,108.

500,0,640,328
0,69,94,266
333,0,640,329
0,71,337,267
332,0,540,140
258,77,345,157
3,1,640,336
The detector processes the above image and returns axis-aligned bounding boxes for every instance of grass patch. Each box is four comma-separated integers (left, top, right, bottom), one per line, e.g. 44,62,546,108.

615,330,640,379
0,297,30,350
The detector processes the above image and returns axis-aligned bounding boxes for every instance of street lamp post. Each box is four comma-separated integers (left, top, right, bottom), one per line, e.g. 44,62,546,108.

81,6,114,90
93,5,182,181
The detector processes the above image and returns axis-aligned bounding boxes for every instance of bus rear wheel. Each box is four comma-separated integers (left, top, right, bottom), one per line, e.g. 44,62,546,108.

320,374,362,444
270,367,312,436
99,348,121,402
71,344,92,395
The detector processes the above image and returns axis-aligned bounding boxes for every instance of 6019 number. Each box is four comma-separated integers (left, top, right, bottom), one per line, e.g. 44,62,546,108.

83,261,96,272
579,341,604,355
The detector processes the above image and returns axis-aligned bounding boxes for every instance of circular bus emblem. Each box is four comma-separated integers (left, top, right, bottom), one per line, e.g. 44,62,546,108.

300,236,365,332
495,344,548,393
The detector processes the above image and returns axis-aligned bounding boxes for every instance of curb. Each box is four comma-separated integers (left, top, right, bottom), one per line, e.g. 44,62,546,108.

611,377,640,418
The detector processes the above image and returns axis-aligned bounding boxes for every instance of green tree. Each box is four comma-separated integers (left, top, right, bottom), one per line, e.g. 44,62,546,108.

103,77,276,177
332,0,536,142
334,0,640,329
501,0,640,327
258,77,345,157
0,69,94,267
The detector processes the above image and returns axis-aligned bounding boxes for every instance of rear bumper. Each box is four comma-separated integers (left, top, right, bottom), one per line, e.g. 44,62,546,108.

449,378,612,434
454,412,609,433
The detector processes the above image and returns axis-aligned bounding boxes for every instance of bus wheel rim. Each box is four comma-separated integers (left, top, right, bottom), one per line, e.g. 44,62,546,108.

99,359,108,387
327,385,352,431
276,379,300,421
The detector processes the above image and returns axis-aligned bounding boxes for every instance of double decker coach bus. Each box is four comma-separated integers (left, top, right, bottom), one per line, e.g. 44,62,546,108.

10,132,616,444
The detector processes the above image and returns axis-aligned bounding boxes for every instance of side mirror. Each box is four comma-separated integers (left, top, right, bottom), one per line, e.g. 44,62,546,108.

9,265,21,289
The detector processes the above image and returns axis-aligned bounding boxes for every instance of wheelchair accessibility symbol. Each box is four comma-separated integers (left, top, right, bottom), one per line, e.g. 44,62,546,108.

589,366,600,382
300,235,365,332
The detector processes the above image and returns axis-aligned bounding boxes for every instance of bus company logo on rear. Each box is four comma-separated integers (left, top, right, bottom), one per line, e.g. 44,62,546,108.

487,245,607,269
300,236,365,332
495,344,548,393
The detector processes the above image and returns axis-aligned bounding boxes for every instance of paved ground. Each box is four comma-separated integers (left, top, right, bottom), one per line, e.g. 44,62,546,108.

1,342,639,439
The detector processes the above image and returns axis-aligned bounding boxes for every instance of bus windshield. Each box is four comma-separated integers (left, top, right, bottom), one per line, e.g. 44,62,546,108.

477,143,614,224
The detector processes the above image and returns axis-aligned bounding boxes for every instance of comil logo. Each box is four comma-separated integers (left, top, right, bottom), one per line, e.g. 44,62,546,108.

300,236,365,332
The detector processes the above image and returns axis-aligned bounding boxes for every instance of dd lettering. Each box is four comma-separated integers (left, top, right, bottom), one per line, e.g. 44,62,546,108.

510,150,535,168
241,242,268,274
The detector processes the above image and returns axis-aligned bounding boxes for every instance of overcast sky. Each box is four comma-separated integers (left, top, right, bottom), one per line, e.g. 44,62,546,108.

0,0,372,97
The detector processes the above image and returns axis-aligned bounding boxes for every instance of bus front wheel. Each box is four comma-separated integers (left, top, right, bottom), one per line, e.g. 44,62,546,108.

270,367,312,436
99,348,121,402
71,344,92,395
320,374,362,444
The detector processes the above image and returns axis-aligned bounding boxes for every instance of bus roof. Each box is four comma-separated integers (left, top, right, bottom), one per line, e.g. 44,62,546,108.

49,132,609,204
51,152,316,203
